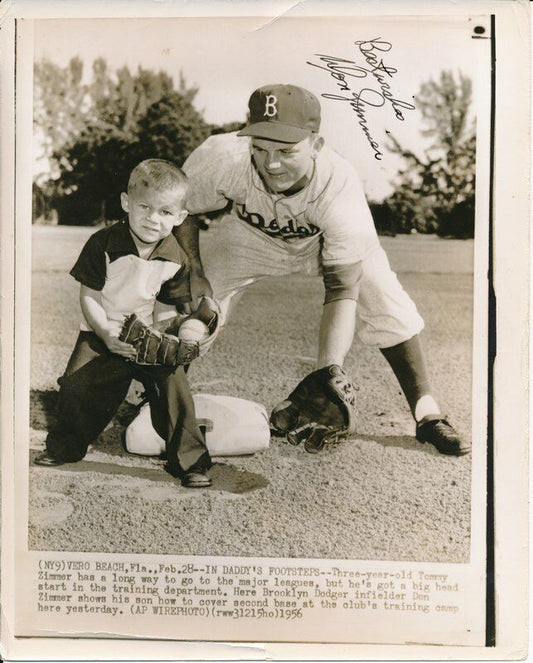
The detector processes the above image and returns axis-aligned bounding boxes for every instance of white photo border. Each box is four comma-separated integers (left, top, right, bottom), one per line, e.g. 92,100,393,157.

1,0,529,660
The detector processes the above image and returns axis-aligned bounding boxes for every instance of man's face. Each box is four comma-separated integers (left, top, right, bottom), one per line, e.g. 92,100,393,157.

121,186,187,247
251,136,321,193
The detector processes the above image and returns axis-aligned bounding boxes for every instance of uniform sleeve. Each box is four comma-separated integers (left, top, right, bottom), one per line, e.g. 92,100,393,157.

322,262,363,304
182,135,234,215
316,161,379,267
69,232,107,290
157,262,192,305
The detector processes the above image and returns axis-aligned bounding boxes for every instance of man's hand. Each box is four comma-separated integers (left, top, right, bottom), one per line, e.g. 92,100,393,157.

189,270,213,310
270,365,358,454
173,216,213,312
177,269,214,315
101,328,137,360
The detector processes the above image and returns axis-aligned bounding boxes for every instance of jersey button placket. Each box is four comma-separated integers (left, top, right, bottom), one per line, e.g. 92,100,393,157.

274,199,292,266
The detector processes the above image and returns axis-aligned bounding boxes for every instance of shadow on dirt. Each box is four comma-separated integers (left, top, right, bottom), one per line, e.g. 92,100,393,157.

30,452,269,503
210,462,269,493
30,390,269,493
29,450,268,494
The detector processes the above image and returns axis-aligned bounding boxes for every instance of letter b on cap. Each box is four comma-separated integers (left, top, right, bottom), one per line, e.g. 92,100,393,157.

264,94,278,118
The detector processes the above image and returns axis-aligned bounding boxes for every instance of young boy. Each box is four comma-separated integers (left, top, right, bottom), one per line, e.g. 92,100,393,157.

34,159,212,488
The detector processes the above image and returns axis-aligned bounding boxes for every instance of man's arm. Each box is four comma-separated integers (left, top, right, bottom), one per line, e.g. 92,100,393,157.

317,299,357,368
79,285,136,359
173,216,213,308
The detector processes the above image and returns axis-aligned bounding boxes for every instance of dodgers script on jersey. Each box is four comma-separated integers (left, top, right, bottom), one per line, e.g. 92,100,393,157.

183,133,380,266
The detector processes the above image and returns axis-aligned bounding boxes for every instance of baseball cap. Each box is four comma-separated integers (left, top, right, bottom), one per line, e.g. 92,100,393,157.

238,84,321,143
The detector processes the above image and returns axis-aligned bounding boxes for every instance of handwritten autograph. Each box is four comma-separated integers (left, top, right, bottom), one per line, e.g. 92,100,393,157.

307,38,415,160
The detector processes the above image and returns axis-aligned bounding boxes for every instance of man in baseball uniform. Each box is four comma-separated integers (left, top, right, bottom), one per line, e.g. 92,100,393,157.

176,84,470,456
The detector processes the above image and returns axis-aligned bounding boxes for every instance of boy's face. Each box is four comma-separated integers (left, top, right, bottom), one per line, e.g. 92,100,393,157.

250,135,323,193
121,186,187,247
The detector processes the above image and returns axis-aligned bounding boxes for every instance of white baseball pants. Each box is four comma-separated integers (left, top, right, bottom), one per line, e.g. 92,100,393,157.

200,214,424,348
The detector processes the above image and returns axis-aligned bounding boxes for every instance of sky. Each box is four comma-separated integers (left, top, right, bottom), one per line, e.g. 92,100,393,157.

32,14,491,201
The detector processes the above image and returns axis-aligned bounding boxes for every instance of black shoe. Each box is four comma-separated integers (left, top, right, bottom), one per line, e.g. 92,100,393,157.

181,470,212,488
34,451,65,466
416,416,471,456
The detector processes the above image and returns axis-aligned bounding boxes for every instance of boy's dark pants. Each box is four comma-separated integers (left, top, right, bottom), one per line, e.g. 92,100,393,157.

45,331,211,476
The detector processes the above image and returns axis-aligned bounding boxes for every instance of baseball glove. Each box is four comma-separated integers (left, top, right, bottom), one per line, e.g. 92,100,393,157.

119,314,199,366
270,365,357,453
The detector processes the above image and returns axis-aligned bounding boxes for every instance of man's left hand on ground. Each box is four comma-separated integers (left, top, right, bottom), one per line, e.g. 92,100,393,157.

270,364,357,454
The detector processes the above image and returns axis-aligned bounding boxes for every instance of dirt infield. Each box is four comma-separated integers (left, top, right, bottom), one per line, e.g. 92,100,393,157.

29,225,474,562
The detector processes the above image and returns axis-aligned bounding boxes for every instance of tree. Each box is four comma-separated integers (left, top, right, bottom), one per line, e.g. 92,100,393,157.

385,70,476,237
85,60,174,132
33,57,88,184
131,67,174,124
52,122,135,224
133,91,212,166
48,69,211,224
36,59,239,225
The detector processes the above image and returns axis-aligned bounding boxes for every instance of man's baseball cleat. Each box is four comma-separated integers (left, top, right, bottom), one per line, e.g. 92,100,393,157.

416,416,471,456
34,451,65,466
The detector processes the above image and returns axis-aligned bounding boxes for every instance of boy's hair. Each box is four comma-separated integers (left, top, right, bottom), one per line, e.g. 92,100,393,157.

128,159,188,198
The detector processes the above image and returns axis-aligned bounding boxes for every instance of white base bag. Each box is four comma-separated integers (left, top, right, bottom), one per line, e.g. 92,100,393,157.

125,394,270,457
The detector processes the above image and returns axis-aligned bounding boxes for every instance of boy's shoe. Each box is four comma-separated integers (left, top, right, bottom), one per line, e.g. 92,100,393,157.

181,470,212,488
34,451,65,466
416,416,471,456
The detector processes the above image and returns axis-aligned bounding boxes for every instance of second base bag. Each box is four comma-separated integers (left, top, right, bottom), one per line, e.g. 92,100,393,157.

125,394,270,457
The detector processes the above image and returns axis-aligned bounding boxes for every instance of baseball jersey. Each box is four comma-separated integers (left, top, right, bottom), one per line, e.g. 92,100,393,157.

70,220,190,331
183,132,380,267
